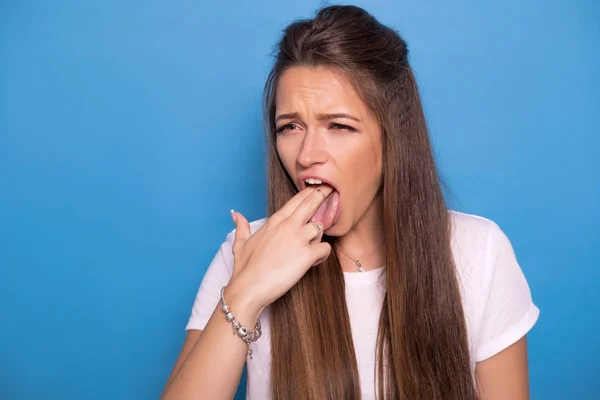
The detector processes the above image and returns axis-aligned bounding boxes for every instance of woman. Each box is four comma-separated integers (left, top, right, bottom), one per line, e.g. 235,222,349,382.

161,5,539,400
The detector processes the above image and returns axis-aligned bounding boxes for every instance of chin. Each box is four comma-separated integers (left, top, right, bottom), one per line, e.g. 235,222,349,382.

323,222,349,237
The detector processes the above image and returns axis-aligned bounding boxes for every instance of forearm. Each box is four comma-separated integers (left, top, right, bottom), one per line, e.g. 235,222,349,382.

161,285,263,400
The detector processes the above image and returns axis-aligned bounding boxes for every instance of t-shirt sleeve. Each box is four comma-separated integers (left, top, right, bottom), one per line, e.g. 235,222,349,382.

475,221,540,362
185,232,235,332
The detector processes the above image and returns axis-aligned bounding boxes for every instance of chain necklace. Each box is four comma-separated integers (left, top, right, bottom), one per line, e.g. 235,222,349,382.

334,238,386,272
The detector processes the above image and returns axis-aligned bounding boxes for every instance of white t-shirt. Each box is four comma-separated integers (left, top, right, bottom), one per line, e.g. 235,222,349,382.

185,211,540,400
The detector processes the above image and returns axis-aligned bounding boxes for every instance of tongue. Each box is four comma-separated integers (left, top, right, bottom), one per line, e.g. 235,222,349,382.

310,189,340,231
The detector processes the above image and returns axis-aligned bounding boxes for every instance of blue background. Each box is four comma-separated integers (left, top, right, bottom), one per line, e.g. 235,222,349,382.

1,1,598,399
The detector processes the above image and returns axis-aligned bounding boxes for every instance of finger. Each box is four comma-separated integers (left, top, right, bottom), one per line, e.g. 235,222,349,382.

312,255,328,267
301,220,323,243
231,210,251,254
309,223,324,246
309,242,332,266
290,185,334,224
271,185,321,222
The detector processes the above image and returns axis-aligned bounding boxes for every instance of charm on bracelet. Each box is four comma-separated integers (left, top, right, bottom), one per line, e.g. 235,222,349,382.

220,286,262,359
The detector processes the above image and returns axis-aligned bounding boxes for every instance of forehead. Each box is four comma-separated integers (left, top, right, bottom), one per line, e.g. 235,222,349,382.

275,66,368,115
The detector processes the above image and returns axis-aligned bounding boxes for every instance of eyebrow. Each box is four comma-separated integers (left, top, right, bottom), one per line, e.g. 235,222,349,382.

275,112,362,123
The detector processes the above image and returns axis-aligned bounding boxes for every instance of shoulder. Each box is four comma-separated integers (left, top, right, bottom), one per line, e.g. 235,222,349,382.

448,211,539,362
448,210,514,263
224,213,504,254
447,210,512,292
448,210,506,261
221,212,508,270
448,209,497,238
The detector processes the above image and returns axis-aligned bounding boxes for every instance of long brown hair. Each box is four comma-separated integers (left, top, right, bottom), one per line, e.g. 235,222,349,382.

263,5,476,400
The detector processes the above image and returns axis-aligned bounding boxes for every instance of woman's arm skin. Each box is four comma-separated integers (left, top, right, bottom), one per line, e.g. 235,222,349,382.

163,330,202,391
475,336,530,400
161,185,333,400
161,282,263,400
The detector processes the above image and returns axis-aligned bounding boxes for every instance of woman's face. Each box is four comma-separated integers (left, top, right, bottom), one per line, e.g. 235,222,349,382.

275,66,383,236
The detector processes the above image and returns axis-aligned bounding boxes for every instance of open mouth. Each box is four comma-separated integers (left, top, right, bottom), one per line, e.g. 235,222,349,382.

300,177,341,231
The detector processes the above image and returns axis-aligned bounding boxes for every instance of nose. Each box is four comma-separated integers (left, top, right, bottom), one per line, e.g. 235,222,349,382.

297,128,328,168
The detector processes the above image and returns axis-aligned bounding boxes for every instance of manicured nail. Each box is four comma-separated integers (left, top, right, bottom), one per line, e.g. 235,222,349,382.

230,209,237,223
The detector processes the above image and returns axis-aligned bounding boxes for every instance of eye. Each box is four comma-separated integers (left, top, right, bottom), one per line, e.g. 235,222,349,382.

275,123,300,135
329,123,357,132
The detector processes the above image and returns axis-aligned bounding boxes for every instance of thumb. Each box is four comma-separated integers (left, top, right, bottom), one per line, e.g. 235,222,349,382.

311,242,332,267
231,210,251,252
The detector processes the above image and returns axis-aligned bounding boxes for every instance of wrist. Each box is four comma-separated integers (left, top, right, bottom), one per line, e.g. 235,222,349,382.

223,278,264,324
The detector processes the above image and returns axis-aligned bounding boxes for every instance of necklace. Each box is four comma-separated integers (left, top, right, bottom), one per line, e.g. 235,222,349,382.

334,238,386,272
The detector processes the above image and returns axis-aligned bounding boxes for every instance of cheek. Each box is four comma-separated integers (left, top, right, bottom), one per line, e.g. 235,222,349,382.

276,139,295,174
353,158,380,191
350,142,383,187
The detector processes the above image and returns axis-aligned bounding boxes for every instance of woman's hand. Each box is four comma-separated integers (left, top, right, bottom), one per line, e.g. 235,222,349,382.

226,185,334,312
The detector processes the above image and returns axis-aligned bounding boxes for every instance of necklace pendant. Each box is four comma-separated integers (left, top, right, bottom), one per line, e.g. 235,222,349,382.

356,260,365,272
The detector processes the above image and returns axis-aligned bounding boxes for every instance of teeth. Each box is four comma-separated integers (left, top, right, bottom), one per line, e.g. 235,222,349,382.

304,178,323,185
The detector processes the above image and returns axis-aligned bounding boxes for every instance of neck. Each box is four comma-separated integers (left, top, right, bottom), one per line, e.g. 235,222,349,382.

335,193,386,273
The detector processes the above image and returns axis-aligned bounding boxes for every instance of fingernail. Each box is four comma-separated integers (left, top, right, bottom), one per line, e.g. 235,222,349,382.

230,209,237,223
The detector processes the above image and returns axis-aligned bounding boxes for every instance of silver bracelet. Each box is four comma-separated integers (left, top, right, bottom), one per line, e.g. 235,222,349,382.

220,286,262,359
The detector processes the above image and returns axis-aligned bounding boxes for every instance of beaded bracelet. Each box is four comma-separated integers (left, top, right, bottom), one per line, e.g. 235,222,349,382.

220,286,262,359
